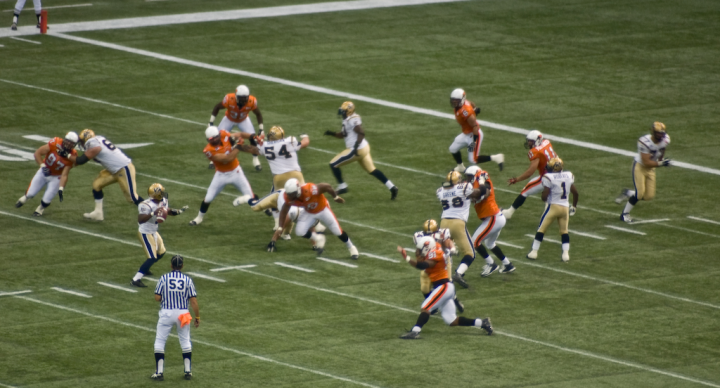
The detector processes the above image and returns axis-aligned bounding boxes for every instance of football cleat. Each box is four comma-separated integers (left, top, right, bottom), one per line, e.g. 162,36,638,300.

150,373,164,381
480,318,493,335
453,297,465,313
500,263,516,273
83,210,104,221
189,216,203,226
620,213,634,224
399,330,421,340
33,210,43,217
184,372,192,380
453,163,466,173
314,234,326,256
390,186,398,200
15,195,27,208
481,263,499,277
252,156,262,171
501,208,515,220
615,188,631,204
562,251,570,263
267,241,276,252
526,250,538,260
336,187,349,195
233,195,251,207
280,233,291,241
11,23,17,31
208,161,215,169
452,272,469,288
131,279,147,288
349,245,359,260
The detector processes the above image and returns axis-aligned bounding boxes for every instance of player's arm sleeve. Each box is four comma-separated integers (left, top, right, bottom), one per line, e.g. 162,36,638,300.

138,203,152,215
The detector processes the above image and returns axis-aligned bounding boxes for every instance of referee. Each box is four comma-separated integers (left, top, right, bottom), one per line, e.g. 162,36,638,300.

152,255,199,381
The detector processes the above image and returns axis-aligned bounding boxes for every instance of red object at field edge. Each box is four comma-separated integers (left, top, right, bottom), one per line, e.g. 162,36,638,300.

40,10,47,34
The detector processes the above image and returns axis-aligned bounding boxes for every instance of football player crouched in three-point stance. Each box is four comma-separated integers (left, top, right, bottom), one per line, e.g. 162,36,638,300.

615,122,671,223
189,126,258,226
266,192,326,252
132,184,188,288
397,236,493,339
503,130,560,220
527,158,579,262
413,220,465,313
278,179,359,259
324,101,399,199
208,84,264,171
75,129,144,221
449,88,503,173
464,166,516,277
16,132,78,216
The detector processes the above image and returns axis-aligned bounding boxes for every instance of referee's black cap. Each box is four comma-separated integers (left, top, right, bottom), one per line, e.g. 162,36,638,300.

171,255,184,269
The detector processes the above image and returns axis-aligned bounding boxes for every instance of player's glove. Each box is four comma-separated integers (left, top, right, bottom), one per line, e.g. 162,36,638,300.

41,163,51,176
58,187,64,202
229,136,237,146
170,205,189,215
569,206,576,216
267,241,276,252
300,133,308,139
660,159,672,167
208,122,214,127
474,107,481,115
324,130,338,136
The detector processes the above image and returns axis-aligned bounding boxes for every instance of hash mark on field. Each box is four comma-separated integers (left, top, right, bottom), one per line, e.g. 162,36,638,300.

568,229,606,240
360,252,399,263
210,264,258,272
317,257,358,268
51,287,91,298
605,225,646,236
496,241,524,249
525,234,561,244
186,272,226,282
9,36,40,44
632,218,671,224
97,282,137,293
274,262,315,273
0,290,32,297
3,3,92,11
687,216,720,226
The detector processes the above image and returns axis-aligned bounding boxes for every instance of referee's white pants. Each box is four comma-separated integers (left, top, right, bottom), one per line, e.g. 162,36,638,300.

218,116,255,134
204,166,254,203
154,309,192,353
14,0,42,15
25,168,60,204
295,207,342,237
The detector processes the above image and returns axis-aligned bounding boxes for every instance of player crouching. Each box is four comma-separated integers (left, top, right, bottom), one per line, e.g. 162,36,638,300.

397,236,492,339
413,220,464,313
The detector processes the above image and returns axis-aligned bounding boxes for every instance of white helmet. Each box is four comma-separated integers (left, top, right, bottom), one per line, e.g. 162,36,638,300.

525,130,543,149
284,178,300,195
464,165,481,177
205,126,220,139
64,131,79,143
416,235,436,257
450,88,466,106
236,85,250,97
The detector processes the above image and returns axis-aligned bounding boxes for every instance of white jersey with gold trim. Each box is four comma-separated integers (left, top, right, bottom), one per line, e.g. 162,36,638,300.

260,137,303,175
84,135,131,174
138,198,168,234
635,134,670,165
436,182,474,222
341,113,369,150
541,171,574,208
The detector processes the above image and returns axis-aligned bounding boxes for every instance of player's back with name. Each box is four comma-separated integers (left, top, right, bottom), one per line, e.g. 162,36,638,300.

260,137,302,174
542,171,574,207
437,182,473,221
155,271,197,310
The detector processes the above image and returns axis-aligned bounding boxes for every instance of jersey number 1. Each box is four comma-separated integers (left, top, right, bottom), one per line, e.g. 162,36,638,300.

560,182,567,199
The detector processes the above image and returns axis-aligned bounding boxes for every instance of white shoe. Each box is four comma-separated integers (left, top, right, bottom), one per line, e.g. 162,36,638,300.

453,163,466,173
189,216,203,226
314,223,326,234
233,195,251,207
501,208,515,220
253,157,262,171
83,210,104,221
494,153,505,171
280,233,291,241
526,250,538,260
561,251,569,262
349,245,359,260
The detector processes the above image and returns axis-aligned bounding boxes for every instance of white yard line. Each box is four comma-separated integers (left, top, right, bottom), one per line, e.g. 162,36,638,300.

631,218,671,224
274,262,315,273
687,216,720,226
97,282,137,293
525,234,561,244
568,229,606,240
3,3,92,11
337,219,408,237
658,223,720,239
143,277,159,282
604,225,646,236
359,252,399,263
9,36,40,44
317,257,358,268
0,290,32,297
496,241,524,249
0,381,18,388
50,287,92,298
15,295,383,388
186,272,226,283
210,264,258,272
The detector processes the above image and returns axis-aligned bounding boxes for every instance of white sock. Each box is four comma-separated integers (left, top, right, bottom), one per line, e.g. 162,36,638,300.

474,318,482,326
623,202,634,214
94,199,103,212
195,211,205,221
157,359,164,374
562,244,569,252
34,205,44,214
19,195,27,202
490,154,502,163
484,256,494,265
184,358,191,372
337,182,348,190
457,263,468,275
628,190,636,197
504,207,515,215
385,180,395,189
133,272,143,281
502,258,511,265
345,239,354,249
532,240,542,251
13,15,18,23
411,326,422,333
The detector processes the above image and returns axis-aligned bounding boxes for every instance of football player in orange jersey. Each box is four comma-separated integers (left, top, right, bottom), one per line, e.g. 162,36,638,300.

449,89,504,173
502,130,559,219
397,236,493,339
209,84,264,171
15,132,78,216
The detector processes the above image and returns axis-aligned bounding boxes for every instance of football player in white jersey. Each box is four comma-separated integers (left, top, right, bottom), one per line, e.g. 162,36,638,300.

131,184,188,288
74,129,143,221
436,171,486,288
527,158,578,262
615,122,671,223
413,220,464,313
324,101,398,199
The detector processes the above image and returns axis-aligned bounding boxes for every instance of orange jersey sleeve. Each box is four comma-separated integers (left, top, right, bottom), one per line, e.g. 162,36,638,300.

472,171,500,219
528,140,558,176
44,137,76,176
289,183,329,214
223,93,256,123
204,130,239,172
454,101,477,134
425,244,449,283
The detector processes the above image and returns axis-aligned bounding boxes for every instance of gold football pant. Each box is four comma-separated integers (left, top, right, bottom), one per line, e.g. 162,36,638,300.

251,192,279,212
272,171,305,191
92,163,141,204
440,218,474,259
329,145,376,173
138,232,166,259
632,161,656,201
537,204,569,234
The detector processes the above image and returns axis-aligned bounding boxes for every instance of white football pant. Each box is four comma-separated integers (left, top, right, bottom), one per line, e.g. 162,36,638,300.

520,176,545,197
218,116,255,134
14,0,42,14
154,309,192,353
25,168,60,204
295,207,342,237
421,282,457,325
470,212,506,249
204,166,253,203
448,129,484,164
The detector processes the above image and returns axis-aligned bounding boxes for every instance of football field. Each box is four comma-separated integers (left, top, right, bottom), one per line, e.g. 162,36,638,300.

1,0,720,387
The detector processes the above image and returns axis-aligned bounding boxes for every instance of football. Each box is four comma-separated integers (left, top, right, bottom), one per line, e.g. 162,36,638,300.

155,207,168,223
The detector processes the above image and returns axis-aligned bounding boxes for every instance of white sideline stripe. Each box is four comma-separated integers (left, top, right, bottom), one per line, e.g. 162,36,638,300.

604,225,646,236
186,272,226,283
97,282,137,293
45,34,720,178
317,257,358,268
50,287,91,298
16,295,382,388
143,277,159,282
0,290,32,297
10,36,40,44
687,216,720,226
568,229,606,240
631,218,671,224
525,234,561,244
3,3,92,11
496,241,524,249
360,252,399,263
210,264,257,272
274,262,315,273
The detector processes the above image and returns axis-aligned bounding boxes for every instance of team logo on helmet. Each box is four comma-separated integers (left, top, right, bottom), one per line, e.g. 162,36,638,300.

338,101,355,118
148,183,167,201
267,126,285,141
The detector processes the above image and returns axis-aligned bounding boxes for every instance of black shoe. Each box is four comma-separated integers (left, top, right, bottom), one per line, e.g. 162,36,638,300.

208,162,214,169
452,272,469,288
454,297,465,313
390,186,398,200
480,318,493,335
32,212,42,217
15,201,23,208
620,213,634,224
498,162,504,172
399,330,421,339
336,187,349,195
264,209,273,217
499,263,516,274
131,279,147,288
255,164,262,171
11,23,17,31
184,372,192,380
150,373,163,381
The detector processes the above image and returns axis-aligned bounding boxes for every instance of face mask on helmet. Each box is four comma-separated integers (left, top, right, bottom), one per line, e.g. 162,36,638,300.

416,236,436,257
236,85,250,106
525,130,543,150
338,101,355,119
450,88,466,109
148,183,167,201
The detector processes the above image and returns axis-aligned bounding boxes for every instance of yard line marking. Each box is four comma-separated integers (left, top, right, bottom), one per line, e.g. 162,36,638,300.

274,262,315,273
16,295,383,388
46,34,720,178
632,218,671,224
0,290,32,297
0,143,35,161
337,219,408,237
687,216,720,226
97,282,137,293
568,229,606,240
186,272,226,283
657,223,720,238
525,234,561,244
310,146,444,177
143,277,159,282
317,257,358,268
50,287,92,298
605,225,646,236
10,36,40,44
360,252,399,263
0,381,18,388
496,241,524,249
3,3,92,11
210,264,258,272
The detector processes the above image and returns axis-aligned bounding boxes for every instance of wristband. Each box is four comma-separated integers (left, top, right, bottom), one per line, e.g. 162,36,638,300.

40,163,46,168
209,115,216,124
258,123,264,131
59,186,64,191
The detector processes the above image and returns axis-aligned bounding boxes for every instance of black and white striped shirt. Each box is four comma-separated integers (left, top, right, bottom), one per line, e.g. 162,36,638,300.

154,271,197,310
